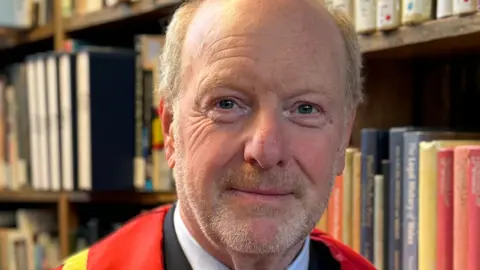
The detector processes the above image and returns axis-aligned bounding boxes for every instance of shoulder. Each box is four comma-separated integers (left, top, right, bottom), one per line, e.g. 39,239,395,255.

56,204,172,270
309,229,375,270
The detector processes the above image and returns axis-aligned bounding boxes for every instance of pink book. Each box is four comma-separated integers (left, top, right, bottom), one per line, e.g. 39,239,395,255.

454,146,470,270
467,147,480,270
437,148,454,270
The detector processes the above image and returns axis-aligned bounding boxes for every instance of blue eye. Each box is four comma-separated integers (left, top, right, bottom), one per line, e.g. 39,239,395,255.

217,99,236,109
296,104,318,114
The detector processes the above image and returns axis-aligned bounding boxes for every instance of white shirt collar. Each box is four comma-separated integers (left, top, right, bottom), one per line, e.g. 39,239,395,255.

173,202,310,270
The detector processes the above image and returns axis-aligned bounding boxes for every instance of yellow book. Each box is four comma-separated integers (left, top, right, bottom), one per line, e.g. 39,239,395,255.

418,139,480,270
316,206,329,231
352,151,362,253
342,148,357,247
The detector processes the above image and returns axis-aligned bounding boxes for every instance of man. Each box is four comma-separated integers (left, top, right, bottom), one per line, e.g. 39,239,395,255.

57,0,374,269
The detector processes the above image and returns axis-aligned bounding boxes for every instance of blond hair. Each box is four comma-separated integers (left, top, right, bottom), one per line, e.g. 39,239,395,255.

157,0,363,112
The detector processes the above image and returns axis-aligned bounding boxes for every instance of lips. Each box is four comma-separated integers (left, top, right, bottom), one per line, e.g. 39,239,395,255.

230,188,293,196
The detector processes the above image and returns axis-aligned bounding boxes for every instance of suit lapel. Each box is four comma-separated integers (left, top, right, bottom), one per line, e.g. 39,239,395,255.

162,203,193,270
308,239,341,270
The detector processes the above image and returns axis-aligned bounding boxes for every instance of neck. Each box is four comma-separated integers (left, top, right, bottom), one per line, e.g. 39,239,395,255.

178,203,306,270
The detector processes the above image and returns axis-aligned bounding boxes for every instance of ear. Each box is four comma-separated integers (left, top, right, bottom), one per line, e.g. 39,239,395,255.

334,109,356,176
159,98,176,169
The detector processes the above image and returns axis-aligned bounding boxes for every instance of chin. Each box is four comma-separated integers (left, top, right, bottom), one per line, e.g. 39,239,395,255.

210,202,310,254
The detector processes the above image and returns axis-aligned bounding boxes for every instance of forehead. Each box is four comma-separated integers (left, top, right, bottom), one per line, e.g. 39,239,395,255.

182,0,346,94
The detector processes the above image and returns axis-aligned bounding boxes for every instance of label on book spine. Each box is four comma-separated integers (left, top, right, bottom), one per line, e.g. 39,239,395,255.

453,0,477,14
436,0,452,18
377,0,400,30
355,0,376,33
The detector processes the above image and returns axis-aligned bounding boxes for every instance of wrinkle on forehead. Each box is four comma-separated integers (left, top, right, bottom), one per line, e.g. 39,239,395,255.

179,0,347,104
182,0,344,64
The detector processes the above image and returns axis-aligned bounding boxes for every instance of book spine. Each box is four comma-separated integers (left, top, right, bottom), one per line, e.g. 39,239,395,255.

374,174,385,270
354,0,376,33
342,148,356,247
352,151,362,253
381,159,390,269
402,134,423,270
453,147,469,270
328,175,343,241
467,148,480,270
453,0,477,15
436,0,452,18
436,148,454,270
376,0,401,30
388,130,404,270
134,37,145,190
360,129,380,262
418,142,438,270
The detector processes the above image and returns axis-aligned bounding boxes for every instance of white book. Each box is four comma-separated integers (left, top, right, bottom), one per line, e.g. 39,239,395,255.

453,0,477,14
46,55,61,191
436,0,453,18
402,0,432,24
0,0,33,29
59,55,74,191
377,0,400,31
355,0,377,34
26,59,40,190
35,57,50,190
76,51,92,191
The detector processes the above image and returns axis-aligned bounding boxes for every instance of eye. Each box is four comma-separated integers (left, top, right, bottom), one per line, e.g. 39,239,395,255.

295,103,319,114
216,99,238,110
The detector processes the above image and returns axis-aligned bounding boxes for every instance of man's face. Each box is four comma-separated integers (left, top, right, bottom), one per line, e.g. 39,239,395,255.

164,0,354,255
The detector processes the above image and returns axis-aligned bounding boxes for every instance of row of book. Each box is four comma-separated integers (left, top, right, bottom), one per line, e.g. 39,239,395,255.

0,208,59,270
0,206,137,270
0,34,174,192
325,0,479,33
0,0,141,29
316,127,480,270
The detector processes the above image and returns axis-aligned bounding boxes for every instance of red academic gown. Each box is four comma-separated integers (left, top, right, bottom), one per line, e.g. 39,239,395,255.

54,204,375,270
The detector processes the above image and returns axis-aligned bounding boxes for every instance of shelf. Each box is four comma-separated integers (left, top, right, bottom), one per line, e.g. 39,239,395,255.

359,13,480,58
0,0,181,51
2,2,480,57
68,190,177,205
0,190,59,203
64,0,182,33
0,24,53,50
0,190,177,205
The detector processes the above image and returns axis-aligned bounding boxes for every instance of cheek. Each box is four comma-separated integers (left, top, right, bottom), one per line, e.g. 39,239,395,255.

290,126,341,188
179,114,244,189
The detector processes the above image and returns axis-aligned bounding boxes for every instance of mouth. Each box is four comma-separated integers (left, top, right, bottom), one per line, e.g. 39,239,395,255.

226,188,295,205
230,188,293,196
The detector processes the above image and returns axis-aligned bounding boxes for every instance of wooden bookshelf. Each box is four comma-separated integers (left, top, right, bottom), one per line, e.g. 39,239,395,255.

64,0,181,33
0,190,176,205
0,24,53,50
68,190,177,204
0,0,181,51
0,189,59,203
1,1,480,58
359,13,480,58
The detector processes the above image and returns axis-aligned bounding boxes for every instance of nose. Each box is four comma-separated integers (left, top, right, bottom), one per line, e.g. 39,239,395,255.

244,110,288,170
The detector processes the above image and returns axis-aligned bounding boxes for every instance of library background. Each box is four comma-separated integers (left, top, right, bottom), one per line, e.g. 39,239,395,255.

0,0,479,269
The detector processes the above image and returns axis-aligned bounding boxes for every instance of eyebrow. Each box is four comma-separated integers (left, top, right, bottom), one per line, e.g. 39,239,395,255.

194,69,253,101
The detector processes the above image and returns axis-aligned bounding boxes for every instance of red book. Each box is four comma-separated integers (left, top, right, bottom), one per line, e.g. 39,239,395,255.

437,147,454,270
467,147,480,270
